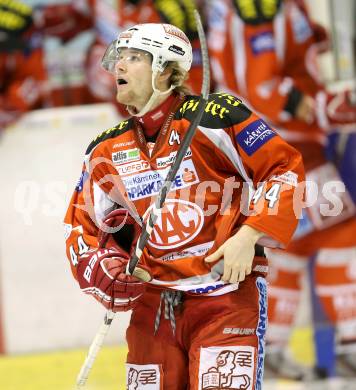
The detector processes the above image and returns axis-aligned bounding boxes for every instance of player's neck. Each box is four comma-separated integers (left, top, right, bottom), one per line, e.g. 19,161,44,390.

137,93,177,138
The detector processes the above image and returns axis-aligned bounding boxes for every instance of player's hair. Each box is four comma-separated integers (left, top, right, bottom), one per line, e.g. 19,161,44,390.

167,61,192,95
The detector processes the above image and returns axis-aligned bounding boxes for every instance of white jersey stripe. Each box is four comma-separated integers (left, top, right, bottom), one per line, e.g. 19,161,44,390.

232,15,247,97
274,5,286,64
197,126,254,187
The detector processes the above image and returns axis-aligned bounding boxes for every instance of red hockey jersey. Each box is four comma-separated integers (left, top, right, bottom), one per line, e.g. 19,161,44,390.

64,93,304,292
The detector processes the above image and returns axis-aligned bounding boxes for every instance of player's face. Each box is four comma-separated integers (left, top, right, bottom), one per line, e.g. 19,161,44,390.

114,48,153,110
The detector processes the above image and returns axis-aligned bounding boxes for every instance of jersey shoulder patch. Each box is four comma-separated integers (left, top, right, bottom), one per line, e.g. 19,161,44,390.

177,93,252,128
85,118,133,155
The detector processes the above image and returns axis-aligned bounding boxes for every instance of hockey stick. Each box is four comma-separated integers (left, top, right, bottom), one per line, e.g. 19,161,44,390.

76,10,210,389
76,310,115,388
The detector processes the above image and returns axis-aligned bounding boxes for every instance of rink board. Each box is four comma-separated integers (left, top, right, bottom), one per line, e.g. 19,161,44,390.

0,104,131,354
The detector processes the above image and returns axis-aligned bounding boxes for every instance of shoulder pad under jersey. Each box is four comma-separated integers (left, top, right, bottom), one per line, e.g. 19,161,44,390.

85,118,133,155
176,93,252,128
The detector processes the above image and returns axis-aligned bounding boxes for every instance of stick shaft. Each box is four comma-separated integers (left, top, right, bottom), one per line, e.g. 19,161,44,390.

76,311,115,388
128,10,210,275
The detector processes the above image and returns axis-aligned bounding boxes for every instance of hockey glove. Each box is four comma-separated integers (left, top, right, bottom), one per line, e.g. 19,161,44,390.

98,208,142,257
33,4,92,42
0,0,33,36
76,248,150,312
0,0,34,52
316,90,356,131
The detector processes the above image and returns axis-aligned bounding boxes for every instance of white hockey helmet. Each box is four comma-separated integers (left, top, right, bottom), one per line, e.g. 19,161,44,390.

101,23,193,116
102,23,193,75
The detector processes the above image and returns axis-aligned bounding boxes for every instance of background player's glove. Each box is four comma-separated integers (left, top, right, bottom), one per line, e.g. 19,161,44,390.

0,0,34,52
33,4,92,42
316,90,356,131
76,248,150,312
0,0,33,35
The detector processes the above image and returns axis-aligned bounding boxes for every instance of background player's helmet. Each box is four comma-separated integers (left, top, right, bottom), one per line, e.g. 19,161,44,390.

102,23,193,75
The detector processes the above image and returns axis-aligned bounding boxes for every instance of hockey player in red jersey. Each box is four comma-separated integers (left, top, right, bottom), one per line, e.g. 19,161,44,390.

84,0,205,104
0,0,46,130
207,0,356,378
64,21,304,388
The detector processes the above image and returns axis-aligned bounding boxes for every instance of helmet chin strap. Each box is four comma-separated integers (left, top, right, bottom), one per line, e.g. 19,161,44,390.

127,70,174,117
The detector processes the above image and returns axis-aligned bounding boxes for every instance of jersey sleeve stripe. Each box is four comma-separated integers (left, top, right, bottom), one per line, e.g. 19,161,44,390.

198,125,254,187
